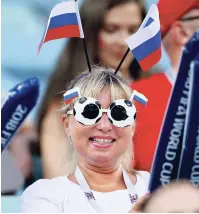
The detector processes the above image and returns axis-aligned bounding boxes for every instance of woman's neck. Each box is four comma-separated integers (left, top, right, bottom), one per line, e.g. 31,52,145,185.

76,161,127,192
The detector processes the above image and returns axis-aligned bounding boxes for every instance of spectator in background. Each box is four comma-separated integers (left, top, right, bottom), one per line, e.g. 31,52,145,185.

37,0,147,179
131,0,199,172
135,180,199,213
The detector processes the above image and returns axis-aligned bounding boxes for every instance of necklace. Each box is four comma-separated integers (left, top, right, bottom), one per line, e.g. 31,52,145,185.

75,166,138,213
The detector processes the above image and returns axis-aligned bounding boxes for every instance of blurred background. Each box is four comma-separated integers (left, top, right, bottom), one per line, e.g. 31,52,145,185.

2,0,194,212
2,0,84,212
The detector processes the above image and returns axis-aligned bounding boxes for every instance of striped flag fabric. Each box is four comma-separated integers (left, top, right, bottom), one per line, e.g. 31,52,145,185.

38,1,84,54
125,4,161,71
63,87,80,104
130,90,148,106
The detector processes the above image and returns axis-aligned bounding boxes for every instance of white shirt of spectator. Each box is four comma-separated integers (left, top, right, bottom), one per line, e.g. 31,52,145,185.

20,170,150,213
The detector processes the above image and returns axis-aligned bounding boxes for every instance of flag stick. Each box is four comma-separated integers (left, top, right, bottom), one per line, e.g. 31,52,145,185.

114,48,130,74
83,38,91,72
74,0,91,72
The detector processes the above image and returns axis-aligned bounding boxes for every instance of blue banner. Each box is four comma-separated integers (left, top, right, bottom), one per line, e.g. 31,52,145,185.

177,54,199,187
1,78,40,152
149,31,199,192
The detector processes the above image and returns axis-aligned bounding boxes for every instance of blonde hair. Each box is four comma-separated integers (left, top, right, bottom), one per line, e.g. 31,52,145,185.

61,66,135,174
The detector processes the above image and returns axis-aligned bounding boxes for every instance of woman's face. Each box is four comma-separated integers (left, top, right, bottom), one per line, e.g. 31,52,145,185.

98,2,143,71
64,88,134,166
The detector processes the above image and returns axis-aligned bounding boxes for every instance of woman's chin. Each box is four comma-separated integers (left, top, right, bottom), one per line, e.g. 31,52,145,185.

89,153,114,164
87,141,121,164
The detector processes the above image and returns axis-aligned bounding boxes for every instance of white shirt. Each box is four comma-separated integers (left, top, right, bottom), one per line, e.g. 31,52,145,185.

20,171,150,213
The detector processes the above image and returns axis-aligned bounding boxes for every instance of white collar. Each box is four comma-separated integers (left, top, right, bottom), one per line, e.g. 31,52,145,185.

74,166,137,213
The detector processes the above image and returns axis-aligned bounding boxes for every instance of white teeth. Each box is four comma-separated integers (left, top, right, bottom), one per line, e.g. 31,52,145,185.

92,138,114,143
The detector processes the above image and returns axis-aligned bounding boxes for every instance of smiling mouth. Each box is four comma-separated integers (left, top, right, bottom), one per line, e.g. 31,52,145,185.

89,138,116,144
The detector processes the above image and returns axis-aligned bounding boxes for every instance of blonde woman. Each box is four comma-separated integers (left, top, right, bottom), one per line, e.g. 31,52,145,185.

21,67,149,213
37,0,146,179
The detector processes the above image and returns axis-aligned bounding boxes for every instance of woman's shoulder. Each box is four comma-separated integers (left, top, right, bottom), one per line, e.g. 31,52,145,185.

136,170,150,181
20,176,81,212
22,176,76,200
136,171,150,188
135,170,150,195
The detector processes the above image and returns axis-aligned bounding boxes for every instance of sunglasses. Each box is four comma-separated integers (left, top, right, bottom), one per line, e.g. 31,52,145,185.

67,97,136,128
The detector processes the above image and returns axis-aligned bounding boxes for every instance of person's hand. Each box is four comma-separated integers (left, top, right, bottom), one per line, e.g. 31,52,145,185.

9,122,38,178
129,193,150,213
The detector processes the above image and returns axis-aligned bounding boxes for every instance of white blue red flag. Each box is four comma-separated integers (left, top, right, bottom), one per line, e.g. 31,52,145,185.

130,90,148,106
125,4,161,72
63,87,80,104
38,1,84,54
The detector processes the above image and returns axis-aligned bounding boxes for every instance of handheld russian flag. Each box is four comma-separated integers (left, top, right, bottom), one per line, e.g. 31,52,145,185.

125,4,161,72
38,0,84,54
130,90,148,106
63,87,80,105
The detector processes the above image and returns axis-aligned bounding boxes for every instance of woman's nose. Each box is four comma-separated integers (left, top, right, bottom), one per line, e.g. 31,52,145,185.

96,113,113,132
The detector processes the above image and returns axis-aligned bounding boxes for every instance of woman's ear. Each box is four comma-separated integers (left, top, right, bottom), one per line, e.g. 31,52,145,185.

62,114,70,135
62,114,67,123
